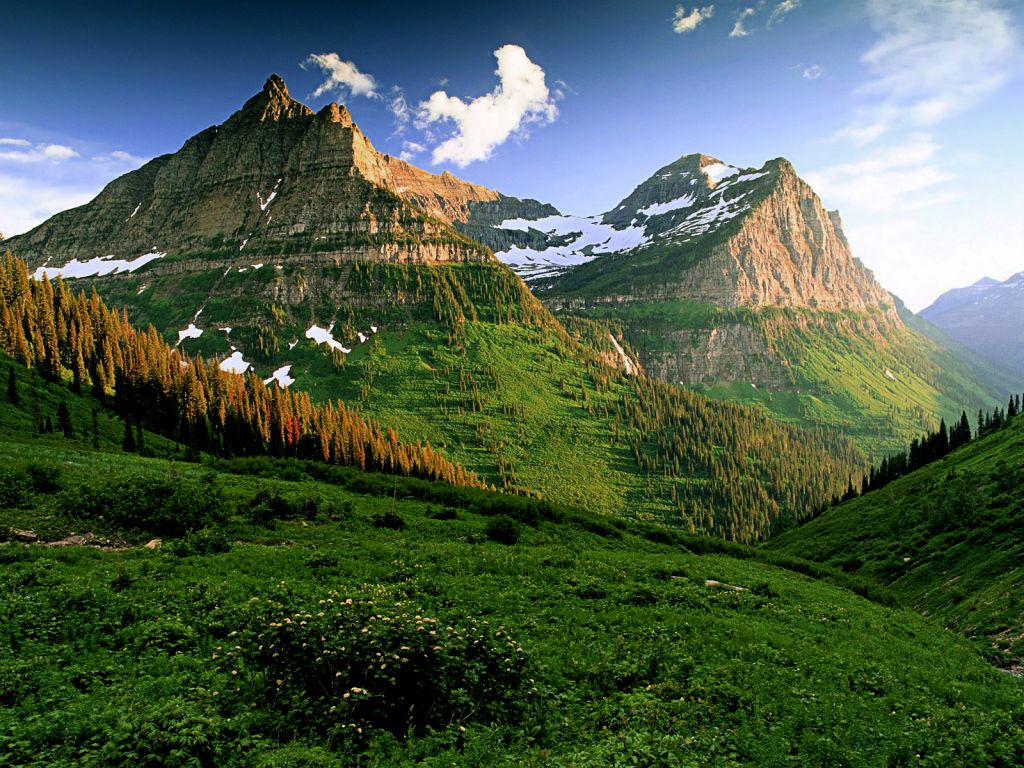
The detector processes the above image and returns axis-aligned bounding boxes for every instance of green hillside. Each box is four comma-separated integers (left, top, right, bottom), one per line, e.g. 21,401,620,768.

1,428,1022,766
10,254,862,543
555,301,1014,460
769,415,1024,669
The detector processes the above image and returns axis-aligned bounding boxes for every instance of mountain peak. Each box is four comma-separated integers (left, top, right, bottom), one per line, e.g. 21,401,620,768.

237,74,313,122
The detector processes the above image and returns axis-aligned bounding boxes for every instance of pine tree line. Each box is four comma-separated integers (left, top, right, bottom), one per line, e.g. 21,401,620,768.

832,393,1023,505
0,252,478,487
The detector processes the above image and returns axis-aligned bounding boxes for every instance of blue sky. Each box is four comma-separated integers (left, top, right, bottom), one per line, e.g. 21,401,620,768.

1,0,1021,309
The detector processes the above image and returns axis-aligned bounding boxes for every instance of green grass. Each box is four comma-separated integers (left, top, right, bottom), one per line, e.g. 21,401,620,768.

1,436,1022,766
288,322,660,517
769,415,1024,666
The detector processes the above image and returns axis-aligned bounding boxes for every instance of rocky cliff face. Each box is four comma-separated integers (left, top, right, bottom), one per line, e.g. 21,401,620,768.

8,75,511,270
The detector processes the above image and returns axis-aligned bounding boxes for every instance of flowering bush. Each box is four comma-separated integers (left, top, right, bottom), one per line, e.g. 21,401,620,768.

221,592,529,741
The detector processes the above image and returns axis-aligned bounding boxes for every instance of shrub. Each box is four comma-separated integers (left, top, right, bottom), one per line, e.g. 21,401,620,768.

426,506,458,520
25,461,61,493
371,510,407,530
226,595,529,742
172,528,232,557
61,473,225,537
0,471,29,508
483,515,520,545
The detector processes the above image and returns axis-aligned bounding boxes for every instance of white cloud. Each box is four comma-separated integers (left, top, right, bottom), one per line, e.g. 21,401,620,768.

672,5,715,34
0,142,79,164
305,52,378,99
730,7,756,38
417,45,558,167
840,0,1017,143
40,144,78,160
399,140,426,162
0,142,150,236
805,136,957,212
802,64,823,80
768,0,800,26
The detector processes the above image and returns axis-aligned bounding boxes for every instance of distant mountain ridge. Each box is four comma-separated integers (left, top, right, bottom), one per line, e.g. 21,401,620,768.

920,272,1024,373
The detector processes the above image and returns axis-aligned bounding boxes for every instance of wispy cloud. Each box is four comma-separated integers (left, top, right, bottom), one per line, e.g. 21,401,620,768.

0,140,149,236
802,64,823,80
0,141,79,164
730,7,756,38
417,45,559,167
768,0,800,27
839,0,1017,144
388,86,410,134
304,52,378,99
805,135,958,212
672,5,715,34
399,140,426,162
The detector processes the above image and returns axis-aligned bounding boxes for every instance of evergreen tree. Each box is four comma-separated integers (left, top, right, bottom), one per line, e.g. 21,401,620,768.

121,417,136,453
6,366,18,405
55,400,73,438
44,415,54,434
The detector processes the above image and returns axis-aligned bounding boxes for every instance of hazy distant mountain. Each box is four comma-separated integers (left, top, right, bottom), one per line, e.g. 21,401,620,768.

920,272,1024,373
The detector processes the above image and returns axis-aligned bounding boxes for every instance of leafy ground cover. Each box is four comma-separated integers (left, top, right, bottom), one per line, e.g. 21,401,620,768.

0,436,1021,767
769,415,1024,669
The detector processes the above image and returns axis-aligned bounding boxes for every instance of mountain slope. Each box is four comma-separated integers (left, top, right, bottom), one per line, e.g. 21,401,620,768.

484,153,1010,456
1,435,1022,766
921,271,1024,374
769,414,1024,669
2,78,864,540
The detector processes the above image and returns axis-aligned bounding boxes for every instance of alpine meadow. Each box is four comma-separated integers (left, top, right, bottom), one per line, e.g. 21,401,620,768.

1,2,1022,766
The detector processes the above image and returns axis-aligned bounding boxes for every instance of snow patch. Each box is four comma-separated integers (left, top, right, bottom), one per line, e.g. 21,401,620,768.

370,325,378,334
176,324,203,346
638,193,696,217
219,351,251,374
33,251,166,281
257,179,282,212
126,202,141,221
136,285,147,295
884,368,898,381
218,326,232,335
239,238,249,251
702,163,739,184
306,324,351,354
263,365,295,389
251,263,264,270
495,213,649,280
358,332,368,343
288,339,298,350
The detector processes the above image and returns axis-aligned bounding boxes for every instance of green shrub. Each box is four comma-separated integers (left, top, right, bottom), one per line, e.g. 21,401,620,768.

25,461,61,493
0,471,29,508
483,515,520,545
172,528,232,557
61,473,225,537
426,506,458,520
226,595,529,742
371,510,407,530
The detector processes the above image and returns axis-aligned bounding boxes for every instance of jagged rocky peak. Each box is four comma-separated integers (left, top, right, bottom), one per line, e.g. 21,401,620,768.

6,74,514,269
236,74,314,122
